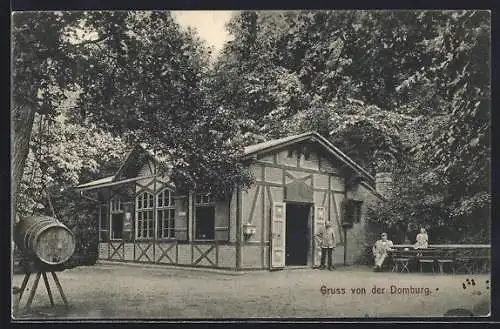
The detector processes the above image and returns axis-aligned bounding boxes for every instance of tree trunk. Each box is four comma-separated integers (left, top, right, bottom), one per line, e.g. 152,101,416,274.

11,103,37,224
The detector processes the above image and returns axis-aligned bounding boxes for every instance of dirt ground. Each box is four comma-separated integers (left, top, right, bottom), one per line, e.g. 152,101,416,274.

11,262,491,320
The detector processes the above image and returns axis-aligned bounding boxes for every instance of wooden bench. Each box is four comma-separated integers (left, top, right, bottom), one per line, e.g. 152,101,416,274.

434,249,456,274
416,248,439,273
454,255,490,274
390,250,412,273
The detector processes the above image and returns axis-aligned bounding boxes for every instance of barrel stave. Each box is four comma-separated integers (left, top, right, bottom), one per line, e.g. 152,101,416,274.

13,216,75,266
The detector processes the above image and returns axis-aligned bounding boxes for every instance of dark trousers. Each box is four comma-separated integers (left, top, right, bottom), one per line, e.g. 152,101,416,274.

320,248,333,268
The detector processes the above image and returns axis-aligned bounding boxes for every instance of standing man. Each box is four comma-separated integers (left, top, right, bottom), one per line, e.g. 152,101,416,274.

315,221,336,270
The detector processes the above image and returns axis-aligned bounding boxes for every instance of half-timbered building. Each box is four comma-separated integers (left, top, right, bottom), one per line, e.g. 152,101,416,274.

77,131,384,270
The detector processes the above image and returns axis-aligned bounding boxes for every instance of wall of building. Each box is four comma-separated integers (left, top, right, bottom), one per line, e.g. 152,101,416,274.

239,142,359,268
98,241,237,269
98,157,238,269
96,142,380,270
333,181,382,265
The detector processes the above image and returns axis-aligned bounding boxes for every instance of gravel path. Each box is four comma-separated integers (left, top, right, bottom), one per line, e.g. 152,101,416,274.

11,262,490,319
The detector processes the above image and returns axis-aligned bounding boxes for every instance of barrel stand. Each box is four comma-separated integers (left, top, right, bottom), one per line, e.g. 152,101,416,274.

16,271,68,313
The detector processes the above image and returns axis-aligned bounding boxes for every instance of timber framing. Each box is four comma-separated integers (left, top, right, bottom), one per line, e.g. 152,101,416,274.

80,131,379,270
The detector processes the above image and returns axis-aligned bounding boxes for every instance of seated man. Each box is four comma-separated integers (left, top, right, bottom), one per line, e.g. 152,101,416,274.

372,232,394,271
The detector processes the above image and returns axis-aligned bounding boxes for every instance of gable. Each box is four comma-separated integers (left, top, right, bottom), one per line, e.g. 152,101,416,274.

242,132,375,187
253,140,353,178
114,145,153,181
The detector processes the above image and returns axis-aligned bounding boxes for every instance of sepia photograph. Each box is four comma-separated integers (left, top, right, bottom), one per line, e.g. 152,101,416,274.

10,10,491,320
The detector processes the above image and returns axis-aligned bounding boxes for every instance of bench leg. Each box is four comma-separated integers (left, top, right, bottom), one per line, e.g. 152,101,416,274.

51,272,69,308
42,272,55,307
25,272,41,310
18,273,31,302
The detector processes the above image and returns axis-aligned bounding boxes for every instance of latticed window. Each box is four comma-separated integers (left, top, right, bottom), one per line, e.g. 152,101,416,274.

136,192,154,239
110,197,123,213
195,193,214,205
343,199,363,224
157,189,175,239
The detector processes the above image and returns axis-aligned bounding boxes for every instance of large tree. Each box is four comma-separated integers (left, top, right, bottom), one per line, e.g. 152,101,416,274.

68,11,253,197
11,12,84,221
212,10,491,242
12,11,253,224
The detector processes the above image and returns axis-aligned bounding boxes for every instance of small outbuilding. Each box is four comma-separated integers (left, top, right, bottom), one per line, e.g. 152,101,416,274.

77,132,383,270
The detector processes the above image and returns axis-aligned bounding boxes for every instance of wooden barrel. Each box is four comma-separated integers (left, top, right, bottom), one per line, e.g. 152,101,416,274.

14,216,75,266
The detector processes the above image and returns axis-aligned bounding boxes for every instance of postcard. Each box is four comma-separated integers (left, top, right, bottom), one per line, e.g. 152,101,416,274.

11,9,491,320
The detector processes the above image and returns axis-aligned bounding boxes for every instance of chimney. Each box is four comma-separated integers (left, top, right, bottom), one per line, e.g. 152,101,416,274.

375,172,393,199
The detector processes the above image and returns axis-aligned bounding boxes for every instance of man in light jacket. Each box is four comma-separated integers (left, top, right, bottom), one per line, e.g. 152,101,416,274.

372,232,394,271
315,221,336,270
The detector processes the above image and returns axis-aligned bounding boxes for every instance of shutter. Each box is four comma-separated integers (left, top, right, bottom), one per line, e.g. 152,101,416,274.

270,202,286,269
215,200,230,241
123,202,133,241
344,200,353,224
314,206,326,267
174,197,188,240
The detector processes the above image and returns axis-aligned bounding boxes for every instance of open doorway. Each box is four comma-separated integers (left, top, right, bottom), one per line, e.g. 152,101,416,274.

285,203,311,266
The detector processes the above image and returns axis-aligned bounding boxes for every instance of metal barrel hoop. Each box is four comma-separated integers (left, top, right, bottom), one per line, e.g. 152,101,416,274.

26,218,54,252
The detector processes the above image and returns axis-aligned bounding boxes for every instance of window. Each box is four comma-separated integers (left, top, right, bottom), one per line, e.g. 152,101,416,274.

157,189,175,239
287,149,294,158
110,197,123,213
302,146,311,160
136,192,154,239
109,197,124,240
99,205,109,242
195,193,215,240
343,199,363,224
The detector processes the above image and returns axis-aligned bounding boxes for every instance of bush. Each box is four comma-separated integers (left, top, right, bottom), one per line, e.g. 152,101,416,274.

354,243,374,265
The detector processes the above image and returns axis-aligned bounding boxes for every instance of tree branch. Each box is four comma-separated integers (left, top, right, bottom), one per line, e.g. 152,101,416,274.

72,34,110,47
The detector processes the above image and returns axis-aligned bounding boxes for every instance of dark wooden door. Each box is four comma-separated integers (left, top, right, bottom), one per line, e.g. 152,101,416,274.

285,203,310,266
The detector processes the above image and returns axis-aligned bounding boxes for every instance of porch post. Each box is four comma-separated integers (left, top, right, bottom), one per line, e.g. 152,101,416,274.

98,204,102,242
236,186,242,270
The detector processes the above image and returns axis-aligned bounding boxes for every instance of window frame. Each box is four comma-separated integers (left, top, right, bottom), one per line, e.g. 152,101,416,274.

156,188,176,240
343,199,363,224
135,191,155,240
109,196,125,241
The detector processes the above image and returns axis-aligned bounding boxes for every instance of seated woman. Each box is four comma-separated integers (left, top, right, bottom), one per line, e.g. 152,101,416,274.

413,228,429,249
372,232,394,271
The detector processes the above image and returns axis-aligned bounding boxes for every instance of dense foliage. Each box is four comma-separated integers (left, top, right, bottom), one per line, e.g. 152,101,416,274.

67,11,253,197
212,10,491,243
12,10,491,255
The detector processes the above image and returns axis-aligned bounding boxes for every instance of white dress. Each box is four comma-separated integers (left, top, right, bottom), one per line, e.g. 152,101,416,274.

414,233,428,249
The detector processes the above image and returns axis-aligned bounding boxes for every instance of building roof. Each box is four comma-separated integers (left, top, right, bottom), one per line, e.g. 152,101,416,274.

76,175,115,189
242,131,375,185
243,132,312,155
77,131,375,190
76,144,168,191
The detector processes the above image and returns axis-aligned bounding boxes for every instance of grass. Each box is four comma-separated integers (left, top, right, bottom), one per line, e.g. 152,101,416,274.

11,262,491,319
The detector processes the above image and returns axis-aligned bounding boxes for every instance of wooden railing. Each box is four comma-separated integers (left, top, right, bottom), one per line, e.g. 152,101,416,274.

389,244,490,274
393,244,490,249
